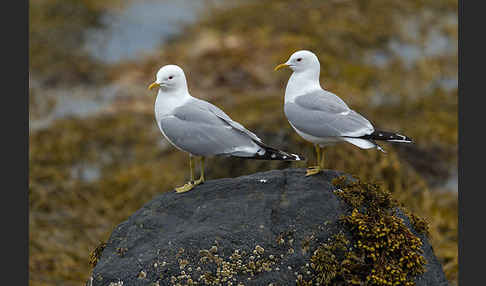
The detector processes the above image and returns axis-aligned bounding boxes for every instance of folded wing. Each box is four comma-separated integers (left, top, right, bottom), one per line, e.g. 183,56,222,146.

158,99,262,157
285,89,374,138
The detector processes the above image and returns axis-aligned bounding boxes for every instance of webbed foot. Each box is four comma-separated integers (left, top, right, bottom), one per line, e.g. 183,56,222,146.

305,166,322,176
174,179,204,194
175,182,195,193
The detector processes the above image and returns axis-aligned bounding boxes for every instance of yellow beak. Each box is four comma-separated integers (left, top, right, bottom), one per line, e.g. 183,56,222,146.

148,82,159,91
274,63,289,71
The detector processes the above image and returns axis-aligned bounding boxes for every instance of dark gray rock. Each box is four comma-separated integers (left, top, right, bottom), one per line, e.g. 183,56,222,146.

88,168,448,286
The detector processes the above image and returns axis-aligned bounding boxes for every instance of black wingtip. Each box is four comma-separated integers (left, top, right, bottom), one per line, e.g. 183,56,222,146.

358,130,413,144
254,145,305,161
290,153,306,161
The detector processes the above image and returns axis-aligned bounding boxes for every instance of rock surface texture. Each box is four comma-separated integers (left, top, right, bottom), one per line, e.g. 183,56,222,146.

88,168,449,286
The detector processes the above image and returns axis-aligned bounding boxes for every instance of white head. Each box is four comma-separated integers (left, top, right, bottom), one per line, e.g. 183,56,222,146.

275,51,322,100
148,65,189,94
274,50,320,74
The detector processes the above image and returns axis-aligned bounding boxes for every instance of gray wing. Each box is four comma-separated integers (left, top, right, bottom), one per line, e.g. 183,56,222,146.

285,90,374,138
193,98,263,143
159,99,260,156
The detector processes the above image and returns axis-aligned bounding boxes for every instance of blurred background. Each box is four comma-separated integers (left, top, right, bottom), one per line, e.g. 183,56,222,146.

29,0,458,285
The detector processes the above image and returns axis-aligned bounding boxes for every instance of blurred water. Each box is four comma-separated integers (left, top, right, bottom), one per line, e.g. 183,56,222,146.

368,12,457,108
369,12,457,92
33,0,206,130
84,0,204,63
388,30,456,73
71,163,101,183
29,84,120,132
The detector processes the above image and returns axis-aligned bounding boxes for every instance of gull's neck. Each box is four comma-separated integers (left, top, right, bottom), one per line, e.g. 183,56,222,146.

155,88,191,118
284,69,322,103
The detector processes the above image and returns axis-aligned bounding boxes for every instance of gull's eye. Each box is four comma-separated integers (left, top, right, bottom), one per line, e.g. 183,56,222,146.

297,58,302,62
168,76,174,80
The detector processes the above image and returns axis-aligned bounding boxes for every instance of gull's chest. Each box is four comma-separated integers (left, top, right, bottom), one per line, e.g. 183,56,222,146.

155,95,180,117
284,75,321,104
154,94,189,150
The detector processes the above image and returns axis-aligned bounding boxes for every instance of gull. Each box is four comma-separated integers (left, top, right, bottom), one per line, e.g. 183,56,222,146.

148,65,304,193
275,50,412,176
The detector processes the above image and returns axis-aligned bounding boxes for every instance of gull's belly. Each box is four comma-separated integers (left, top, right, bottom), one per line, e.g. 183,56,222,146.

157,122,216,156
288,121,341,147
158,123,186,153
157,114,259,157
155,113,187,154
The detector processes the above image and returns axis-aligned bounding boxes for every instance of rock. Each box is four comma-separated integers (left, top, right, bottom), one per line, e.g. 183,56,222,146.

88,168,448,286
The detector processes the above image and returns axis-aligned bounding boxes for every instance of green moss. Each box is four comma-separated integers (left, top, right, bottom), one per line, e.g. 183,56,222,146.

309,233,350,285
407,212,430,236
302,177,428,285
342,209,426,285
332,176,398,211
89,241,106,268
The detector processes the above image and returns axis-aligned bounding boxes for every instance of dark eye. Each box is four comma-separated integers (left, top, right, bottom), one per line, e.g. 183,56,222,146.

168,76,174,80
297,58,302,62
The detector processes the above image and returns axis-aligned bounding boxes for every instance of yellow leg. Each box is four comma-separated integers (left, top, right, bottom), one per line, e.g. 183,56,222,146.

194,157,205,184
306,144,323,176
190,155,196,182
175,155,198,193
320,147,325,169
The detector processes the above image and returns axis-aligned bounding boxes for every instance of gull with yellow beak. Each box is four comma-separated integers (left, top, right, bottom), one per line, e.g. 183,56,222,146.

149,64,304,193
275,50,413,176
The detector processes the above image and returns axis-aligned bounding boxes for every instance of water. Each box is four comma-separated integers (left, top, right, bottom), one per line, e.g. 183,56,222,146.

29,84,121,132
32,0,207,131
71,163,102,183
84,0,204,63
367,11,457,92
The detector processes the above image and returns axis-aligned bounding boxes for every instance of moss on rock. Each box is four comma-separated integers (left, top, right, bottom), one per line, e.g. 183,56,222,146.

297,177,429,285
89,241,107,268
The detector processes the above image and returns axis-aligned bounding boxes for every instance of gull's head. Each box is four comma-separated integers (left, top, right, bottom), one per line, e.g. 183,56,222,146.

148,65,188,94
274,50,320,73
